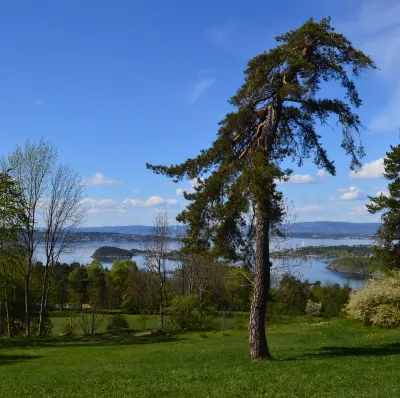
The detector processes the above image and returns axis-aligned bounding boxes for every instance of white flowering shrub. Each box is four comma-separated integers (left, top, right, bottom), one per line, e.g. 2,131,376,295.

305,300,322,317
346,271,400,328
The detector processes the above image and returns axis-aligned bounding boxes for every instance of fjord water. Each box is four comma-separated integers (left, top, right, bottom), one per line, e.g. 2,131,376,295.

36,238,374,288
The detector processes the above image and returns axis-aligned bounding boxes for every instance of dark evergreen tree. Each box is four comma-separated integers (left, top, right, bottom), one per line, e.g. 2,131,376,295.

367,144,400,270
147,18,375,359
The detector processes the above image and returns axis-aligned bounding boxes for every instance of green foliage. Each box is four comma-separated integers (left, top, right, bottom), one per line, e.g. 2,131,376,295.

269,274,311,316
268,275,351,317
147,17,375,262
31,316,53,336
169,294,201,331
367,144,400,270
305,300,322,317
311,281,351,317
107,314,130,332
346,270,400,327
329,256,378,273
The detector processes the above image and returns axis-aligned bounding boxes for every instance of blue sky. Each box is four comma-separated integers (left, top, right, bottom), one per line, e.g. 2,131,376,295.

1,0,399,226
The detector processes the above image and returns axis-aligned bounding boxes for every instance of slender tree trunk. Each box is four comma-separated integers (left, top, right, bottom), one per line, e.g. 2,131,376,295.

38,263,49,335
3,288,11,339
248,209,272,360
39,265,54,335
24,273,31,337
1,261,12,338
159,283,164,329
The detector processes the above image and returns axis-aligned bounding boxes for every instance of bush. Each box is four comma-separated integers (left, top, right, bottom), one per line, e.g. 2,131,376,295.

346,271,400,327
305,300,322,317
169,294,201,331
107,314,129,332
31,316,53,336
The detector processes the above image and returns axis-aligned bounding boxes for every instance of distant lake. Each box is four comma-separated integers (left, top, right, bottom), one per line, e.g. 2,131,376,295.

35,237,374,289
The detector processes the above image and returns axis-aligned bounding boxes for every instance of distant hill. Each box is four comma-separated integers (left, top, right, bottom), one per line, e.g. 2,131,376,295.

77,225,186,236
77,222,379,238
284,221,380,237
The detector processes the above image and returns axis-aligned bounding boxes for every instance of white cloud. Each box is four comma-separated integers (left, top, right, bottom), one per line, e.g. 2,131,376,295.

349,158,385,179
80,198,118,213
176,188,185,196
276,174,317,184
123,196,164,207
132,189,139,194
348,205,369,216
122,196,178,207
334,186,367,201
83,173,123,186
296,205,324,214
317,170,328,178
189,76,215,103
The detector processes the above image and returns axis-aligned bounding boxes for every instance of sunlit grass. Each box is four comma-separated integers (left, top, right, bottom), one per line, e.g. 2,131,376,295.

0,318,399,397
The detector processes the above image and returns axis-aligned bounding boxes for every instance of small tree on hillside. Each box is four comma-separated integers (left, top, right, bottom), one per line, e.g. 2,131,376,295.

367,144,400,270
144,209,170,329
148,18,375,359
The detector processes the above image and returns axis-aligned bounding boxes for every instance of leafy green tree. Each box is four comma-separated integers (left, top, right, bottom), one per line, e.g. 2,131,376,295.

0,171,27,337
367,144,400,270
110,260,138,305
2,139,57,336
147,18,375,359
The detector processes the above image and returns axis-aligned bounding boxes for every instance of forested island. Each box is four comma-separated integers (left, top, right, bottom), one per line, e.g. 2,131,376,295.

272,245,379,276
91,246,184,261
91,246,133,260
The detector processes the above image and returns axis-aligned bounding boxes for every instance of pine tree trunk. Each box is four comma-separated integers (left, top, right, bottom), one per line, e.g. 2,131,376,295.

248,208,272,360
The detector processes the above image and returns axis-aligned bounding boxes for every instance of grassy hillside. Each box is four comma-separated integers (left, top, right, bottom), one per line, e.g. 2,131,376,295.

1,318,400,397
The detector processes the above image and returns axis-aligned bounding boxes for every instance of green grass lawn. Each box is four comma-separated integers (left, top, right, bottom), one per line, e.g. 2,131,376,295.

1,318,400,397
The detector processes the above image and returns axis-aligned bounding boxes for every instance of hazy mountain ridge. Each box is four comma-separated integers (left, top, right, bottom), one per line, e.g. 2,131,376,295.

77,222,379,238
284,221,380,236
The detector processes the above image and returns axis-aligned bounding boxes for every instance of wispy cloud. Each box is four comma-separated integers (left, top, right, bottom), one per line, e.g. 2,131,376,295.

82,173,123,186
33,98,45,106
348,205,369,216
189,76,215,103
296,205,324,214
349,158,385,179
276,169,330,185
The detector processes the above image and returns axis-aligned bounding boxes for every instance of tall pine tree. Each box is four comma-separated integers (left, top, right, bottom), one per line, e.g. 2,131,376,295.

367,144,400,270
147,18,375,360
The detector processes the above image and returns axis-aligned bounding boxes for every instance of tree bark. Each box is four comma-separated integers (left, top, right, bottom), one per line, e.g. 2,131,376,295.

248,209,272,360
248,96,281,360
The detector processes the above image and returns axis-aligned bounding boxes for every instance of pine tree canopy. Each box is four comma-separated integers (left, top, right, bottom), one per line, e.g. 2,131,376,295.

367,144,400,270
147,17,376,260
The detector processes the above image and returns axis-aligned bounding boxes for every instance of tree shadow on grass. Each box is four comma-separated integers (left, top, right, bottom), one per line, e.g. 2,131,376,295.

285,343,400,361
0,355,42,366
0,331,180,349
